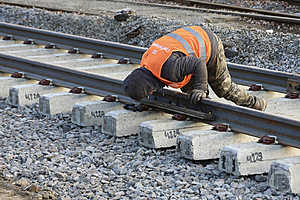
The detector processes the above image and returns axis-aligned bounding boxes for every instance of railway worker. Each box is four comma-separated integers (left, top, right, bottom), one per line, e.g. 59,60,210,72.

123,25,267,111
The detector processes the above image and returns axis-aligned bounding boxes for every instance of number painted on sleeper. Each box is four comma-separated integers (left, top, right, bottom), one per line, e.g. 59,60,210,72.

164,129,180,139
246,152,263,163
25,93,40,101
91,110,105,118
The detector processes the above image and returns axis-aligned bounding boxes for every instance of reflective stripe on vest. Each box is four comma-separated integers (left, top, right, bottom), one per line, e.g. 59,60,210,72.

167,27,207,60
183,27,207,61
167,33,195,56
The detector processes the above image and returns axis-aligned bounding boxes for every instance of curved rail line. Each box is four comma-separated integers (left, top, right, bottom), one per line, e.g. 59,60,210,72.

113,0,300,24
178,0,300,19
0,22,300,148
100,0,300,25
1,0,300,24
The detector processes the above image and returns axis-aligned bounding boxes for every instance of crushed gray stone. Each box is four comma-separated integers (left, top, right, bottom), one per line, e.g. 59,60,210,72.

0,99,299,199
0,4,299,73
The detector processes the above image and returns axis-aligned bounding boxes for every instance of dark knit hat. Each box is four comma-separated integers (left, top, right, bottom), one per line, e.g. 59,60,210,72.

123,67,164,101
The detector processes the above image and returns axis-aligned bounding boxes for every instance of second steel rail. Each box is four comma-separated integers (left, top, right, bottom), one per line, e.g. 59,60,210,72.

0,22,298,93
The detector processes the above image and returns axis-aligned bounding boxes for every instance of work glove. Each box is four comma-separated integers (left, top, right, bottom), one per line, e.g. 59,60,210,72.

188,89,207,104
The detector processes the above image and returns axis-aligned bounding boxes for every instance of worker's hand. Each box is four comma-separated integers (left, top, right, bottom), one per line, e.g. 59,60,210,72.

189,89,207,104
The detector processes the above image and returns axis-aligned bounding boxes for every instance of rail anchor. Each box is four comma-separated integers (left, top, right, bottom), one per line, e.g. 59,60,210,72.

11,72,24,78
123,103,149,112
39,79,53,86
69,87,85,94
103,95,118,102
249,84,263,91
45,43,56,49
68,48,80,54
91,53,104,59
213,123,230,132
257,135,278,145
172,114,187,121
23,39,35,45
286,79,300,99
2,35,13,40
118,58,131,64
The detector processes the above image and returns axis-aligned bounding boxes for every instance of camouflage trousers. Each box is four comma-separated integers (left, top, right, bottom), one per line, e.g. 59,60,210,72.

182,34,256,107
208,35,256,107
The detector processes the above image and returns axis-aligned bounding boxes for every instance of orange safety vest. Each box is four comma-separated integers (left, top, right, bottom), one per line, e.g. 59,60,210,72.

140,26,211,88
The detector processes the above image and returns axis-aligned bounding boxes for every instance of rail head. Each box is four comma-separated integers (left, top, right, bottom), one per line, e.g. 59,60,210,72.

145,88,300,148
0,22,146,63
1,22,300,95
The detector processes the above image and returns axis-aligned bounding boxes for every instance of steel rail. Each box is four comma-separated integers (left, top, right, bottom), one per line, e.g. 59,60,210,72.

1,22,299,93
0,1,102,16
227,63,300,93
181,0,300,19
0,53,212,120
146,90,300,148
0,53,300,148
108,0,300,24
0,22,145,64
0,53,128,99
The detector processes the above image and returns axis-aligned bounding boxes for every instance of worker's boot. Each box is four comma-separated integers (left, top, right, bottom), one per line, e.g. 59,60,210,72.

250,96,267,111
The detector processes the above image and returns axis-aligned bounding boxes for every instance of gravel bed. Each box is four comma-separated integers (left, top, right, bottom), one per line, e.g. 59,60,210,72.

0,4,300,199
0,100,300,199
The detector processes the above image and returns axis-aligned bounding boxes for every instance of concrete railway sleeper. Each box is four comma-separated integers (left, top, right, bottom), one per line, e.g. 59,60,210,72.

0,25,300,194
